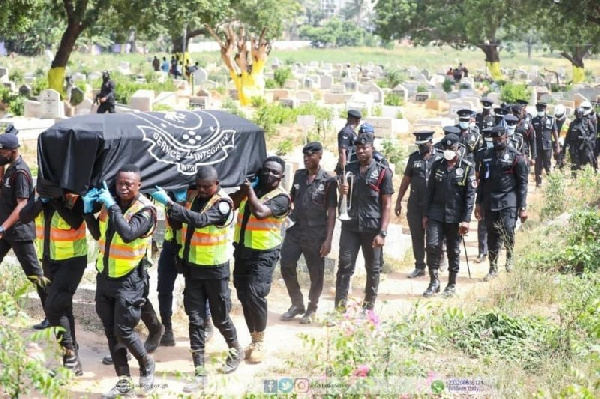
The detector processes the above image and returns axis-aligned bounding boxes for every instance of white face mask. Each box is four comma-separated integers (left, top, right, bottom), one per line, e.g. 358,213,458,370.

507,125,516,135
459,121,469,129
443,150,456,160
483,106,491,110
537,111,545,117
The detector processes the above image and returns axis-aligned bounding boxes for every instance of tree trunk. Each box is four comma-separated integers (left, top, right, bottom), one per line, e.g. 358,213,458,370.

560,45,590,84
479,42,502,80
527,39,532,59
48,21,82,95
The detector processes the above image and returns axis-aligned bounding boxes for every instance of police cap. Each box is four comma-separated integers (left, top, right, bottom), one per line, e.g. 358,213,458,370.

348,109,362,119
443,126,461,135
355,133,374,146
494,107,509,116
457,109,472,119
481,127,494,137
504,115,519,125
359,123,374,134
490,126,506,137
442,133,460,147
303,141,323,155
481,97,493,107
516,99,529,105
0,133,19,149
413,130,435,144
536,102,547,110
511,104,522,114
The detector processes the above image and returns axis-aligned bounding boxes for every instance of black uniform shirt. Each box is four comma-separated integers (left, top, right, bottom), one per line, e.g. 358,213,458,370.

425,159,476,224
97,80,115,104
338,125,357,166
290,168,337,228
531,115,557,150
0,156,35,241
476,112,495,131
476,146,528,211
404,150,442,209
564,119,594,151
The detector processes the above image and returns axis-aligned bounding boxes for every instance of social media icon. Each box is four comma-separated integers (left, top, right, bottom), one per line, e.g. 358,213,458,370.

264,379,278,393
278,377,294,393
294,378,310,393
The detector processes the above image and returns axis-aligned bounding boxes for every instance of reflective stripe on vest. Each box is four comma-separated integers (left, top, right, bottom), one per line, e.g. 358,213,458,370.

180,190,233,266
35,212,87,261
234,187,289,251
96,195,156,278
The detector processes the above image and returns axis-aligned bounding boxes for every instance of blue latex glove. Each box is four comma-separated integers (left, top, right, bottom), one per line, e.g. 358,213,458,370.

173,188,188,203
251,176,259,188
151,186,171,206
40,197,50,203
82,188,100,214
97,181,116,208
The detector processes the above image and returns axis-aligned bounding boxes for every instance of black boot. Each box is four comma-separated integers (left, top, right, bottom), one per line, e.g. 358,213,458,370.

423,269,440,298
183,350,206,393
160,326,175,346
63,348,83,376
33,318,50,330
222,342,243,374
280,305,306,321
442,272,457,298
407,268,426,279
483,260,498,282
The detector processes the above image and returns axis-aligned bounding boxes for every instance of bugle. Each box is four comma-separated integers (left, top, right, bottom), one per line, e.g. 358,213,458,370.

338,171,353,221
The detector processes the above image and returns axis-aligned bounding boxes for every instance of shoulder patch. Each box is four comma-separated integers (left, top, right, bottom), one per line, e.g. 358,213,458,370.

218,201,231,215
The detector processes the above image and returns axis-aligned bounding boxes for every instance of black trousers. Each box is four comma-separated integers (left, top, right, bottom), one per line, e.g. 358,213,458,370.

233,246,279,333
426,220,460,274
335,228,382,310
570,147,596,172
485,208,517,267
183,277,237,352
0,239,47,309
97,102,115,113
535,149,553,185
280,226,326,311
44,256,86,351
407,203,426,270
477,218,488,256
96,269,148,377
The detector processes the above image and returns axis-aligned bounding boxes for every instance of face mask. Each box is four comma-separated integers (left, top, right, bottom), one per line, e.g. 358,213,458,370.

483,106,491,110
537,111,545,117
507,125,516,135
485,138,494,149
494,141,506,151
0,156,10,166
418,144,430,154
459,121,469,129
443,150,456,160
260,173,278,187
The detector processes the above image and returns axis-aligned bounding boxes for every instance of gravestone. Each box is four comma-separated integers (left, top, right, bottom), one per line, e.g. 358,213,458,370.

342,78,358,92
366,84,384,105
320,75,333,90
192,68,208,83
303,77,315,89
392,85,409,103
39,89,63,118
0,67,8,83
280,98,299,108
189,96,208,109
24,74,36,84
75,98,94,115
130,89,154,112
296,91,313,105
415,92,431,102
18,85,31,99
272,89,290,101
24,100,41,118
331,84,346,94
297,115,316,130
346,93,374,115
70,87,85,106
284,79,300,90
3,81,15,92
72,72,86,82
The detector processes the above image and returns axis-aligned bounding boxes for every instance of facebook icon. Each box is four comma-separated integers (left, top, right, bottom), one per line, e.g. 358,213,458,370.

264,380,278,393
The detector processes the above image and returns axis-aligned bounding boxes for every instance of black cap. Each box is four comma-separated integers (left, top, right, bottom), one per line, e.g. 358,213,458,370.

505,115,519,124
516,99,529,105
413,130,434,144
0,133,19,149
536,102,547,109
359,123,374,134
481,127,494,137
348,109,362,119
494,107,509,116
4,124,18,135
490,126,506,137
511,104,522,113
355,133,374,145
443,126,461,135
457,109,472,119
442,133,460,147
481,97,493,106
303,141,323,155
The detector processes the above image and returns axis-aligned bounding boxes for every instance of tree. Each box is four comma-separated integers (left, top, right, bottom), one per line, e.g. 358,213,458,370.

375,0,533,80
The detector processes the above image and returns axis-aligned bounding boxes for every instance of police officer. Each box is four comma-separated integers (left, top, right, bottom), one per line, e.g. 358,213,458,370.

395,131,442,278
83,165,157,398
476,98,495,131
0,132,48,329
96,71,116,114
230,156,291,364
20,192,87,375
337,110,361,174
562,107,596,173
151,166,243,392
455,109,481,162
494,107,509,128
580,100,599,162
505,115,525,153
422,133,476,298
531,102,559,187
280,142,337,324
475,127,528,281
473,127,494,263
336,132,393,310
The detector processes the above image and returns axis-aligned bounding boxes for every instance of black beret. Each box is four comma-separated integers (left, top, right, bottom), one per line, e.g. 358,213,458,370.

348,109,362,119
413,130,435,143
443,126,461,135
355,133,374,145
490,126,506,137
442,133,460,146
303,141,323,155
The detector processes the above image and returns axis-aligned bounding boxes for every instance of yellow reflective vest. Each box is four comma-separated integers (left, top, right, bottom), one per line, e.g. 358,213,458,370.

234,187,289,251
35,212,87,261
179,190,233,266
96,195,156,278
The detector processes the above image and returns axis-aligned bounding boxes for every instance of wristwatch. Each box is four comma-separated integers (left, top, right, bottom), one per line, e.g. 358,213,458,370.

379,231,387,238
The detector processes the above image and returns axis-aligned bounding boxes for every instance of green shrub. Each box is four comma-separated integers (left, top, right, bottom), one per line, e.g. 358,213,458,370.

416,84,428,93
276,138,294,156
395,110,404,119
442,79,454,93
372,105,383,117
273,67,292,88
9,69,24,85
384,92,404,106
501,83,530,104
250,96,267,108
7,95,25,116
222,98,246,119
265,78,277,89
381,139,406,165
152,103,174,112
382,69,405,89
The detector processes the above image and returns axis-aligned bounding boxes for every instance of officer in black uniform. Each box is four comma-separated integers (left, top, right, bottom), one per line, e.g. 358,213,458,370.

336,110,361,174
476,98,495,131
455,109,481,162
96,71,116,114
494,107,508,128
505,115,525,153
280,142,337,324
422,133,476,298
395,131,442,278
473,127,494,263
336,133,393,311
531,102,559,187
0,132,48,329
475,127,528,281
562,107,596,173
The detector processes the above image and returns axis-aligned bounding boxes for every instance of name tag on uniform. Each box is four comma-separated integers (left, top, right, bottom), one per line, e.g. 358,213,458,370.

318,183,325,191
414,161,423,168
485,162,490,179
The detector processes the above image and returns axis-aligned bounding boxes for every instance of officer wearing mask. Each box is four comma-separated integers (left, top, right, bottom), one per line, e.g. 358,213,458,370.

280,142,337,324
473,127,494,263
422,133,476,298
562,107,596,174
96,71,116,114
336,133,393,311
83,165,157,398
531,102,559,187
475,127,528,281
455,109,481,162
554,104,568,138
505,115,525,153
580,100,598,159
395,131,442,278
19,191,87,376
230,157,291,364
0,132,48,329
476,98,495,131
336,110,361,174
151,166,243,392
494,107,509,128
